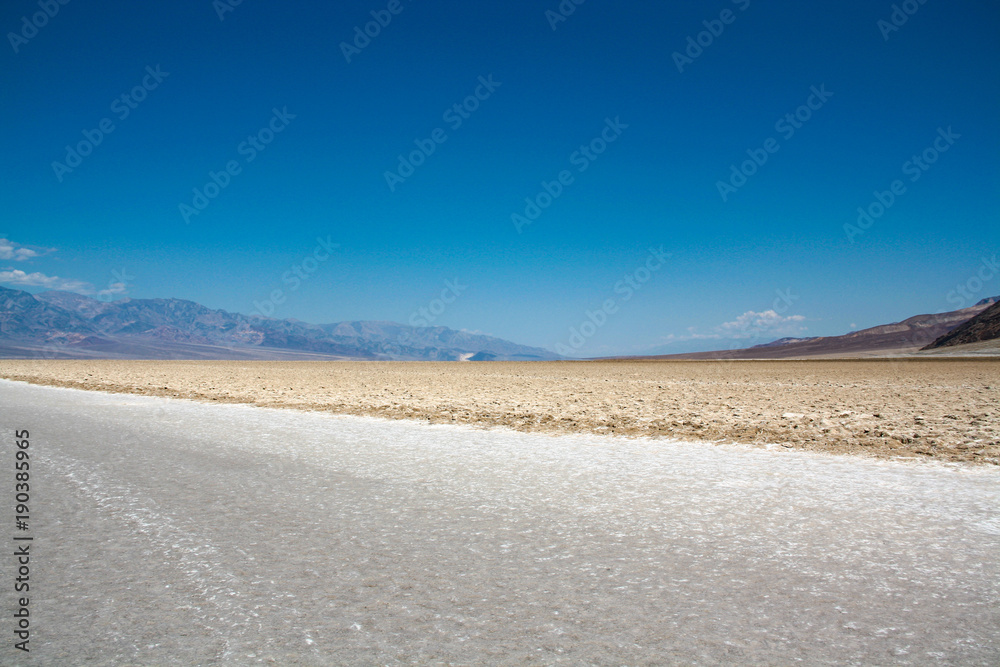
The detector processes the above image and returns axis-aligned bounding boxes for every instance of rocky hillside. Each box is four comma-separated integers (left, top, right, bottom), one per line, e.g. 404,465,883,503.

640,297,999,360
922,300,1000,349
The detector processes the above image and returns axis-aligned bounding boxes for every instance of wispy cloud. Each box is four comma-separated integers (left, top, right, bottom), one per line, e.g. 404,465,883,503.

0,238,131,299
98,281,129,297
0,238,50,261
718,310,807,339
657,310,808,346
0,269,93,293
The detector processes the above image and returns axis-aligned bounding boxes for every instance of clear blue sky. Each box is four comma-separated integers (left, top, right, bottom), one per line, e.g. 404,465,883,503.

2,0,998,356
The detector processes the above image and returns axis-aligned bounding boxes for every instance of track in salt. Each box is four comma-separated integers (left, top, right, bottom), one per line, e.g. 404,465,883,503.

2,379,998,665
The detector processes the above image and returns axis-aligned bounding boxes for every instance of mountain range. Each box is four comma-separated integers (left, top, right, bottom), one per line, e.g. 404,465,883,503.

3,285,999,361
633,297,1000,360
0,286,559,361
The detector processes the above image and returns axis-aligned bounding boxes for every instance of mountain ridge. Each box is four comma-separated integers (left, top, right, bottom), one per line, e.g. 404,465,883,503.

1,287,559,361
626,297,1000,360
922,300,1000,350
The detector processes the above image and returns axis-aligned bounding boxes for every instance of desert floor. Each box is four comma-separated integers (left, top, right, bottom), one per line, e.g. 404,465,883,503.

1,359,997,465
3,380,999,664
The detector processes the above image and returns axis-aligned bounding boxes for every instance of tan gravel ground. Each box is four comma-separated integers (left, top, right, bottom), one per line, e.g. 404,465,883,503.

1,358,997,465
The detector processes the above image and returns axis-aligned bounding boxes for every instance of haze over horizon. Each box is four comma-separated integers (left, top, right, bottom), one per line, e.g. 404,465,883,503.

2,0,998,356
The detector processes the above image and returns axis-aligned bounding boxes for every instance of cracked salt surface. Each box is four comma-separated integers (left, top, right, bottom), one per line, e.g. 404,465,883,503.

1,379,998,665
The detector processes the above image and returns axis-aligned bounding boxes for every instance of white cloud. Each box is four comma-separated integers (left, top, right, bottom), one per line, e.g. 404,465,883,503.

717,310,807,339
97,281,129,297
0,238,47,261
658,310,808,347
0,244,132,299
0,269,93,293
658,331,724,343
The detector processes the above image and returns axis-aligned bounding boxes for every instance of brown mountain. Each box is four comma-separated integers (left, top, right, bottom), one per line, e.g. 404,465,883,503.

922,300,1000,350
637,297,999,360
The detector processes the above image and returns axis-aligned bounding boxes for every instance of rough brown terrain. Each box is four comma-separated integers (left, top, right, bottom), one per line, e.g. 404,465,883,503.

924,300,1000,349
1,358,998,465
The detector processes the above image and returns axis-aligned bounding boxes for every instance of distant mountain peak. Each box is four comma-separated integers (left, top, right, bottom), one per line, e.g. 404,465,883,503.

750,336,820,349
0,285,559,361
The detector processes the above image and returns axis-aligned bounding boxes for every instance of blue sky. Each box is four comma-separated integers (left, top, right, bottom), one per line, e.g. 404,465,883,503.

1,0,998,356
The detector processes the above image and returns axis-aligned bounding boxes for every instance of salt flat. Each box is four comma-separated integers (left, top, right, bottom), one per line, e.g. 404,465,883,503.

1,379,998,665
2,359,998,464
